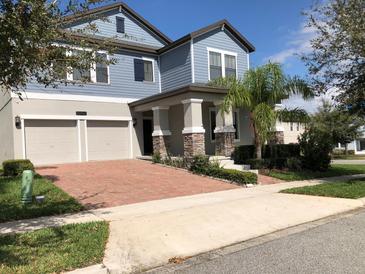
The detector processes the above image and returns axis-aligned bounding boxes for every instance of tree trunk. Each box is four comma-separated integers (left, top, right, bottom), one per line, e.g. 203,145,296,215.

256,140,262,159
345,143,348,156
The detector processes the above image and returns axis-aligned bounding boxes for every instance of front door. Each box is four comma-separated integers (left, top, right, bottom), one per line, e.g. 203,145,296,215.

143,119,153,155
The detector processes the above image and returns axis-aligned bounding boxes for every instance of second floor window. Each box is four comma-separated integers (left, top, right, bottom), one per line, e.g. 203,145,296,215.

134,58,154,82
209,52,222,80
95,53,109,83
208,48,237,80
225,55,237,78
55,49,110,84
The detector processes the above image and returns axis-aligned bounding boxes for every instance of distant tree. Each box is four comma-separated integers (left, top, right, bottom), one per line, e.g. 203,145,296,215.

0,0,116,95
302,0,365,114
310,100,364,154
209,63,313,159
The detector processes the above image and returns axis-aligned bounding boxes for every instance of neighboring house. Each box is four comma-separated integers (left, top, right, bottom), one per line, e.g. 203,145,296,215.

334,127,365,155
0,2,261,166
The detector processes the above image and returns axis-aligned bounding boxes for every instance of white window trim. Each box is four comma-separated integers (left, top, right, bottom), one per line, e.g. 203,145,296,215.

209,107,217,143
135,57,156,83
52,44,110,85
207,47,238,81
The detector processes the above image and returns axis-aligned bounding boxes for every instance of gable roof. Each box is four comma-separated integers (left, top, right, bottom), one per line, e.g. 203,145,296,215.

63,2,172,45
158,19,255,54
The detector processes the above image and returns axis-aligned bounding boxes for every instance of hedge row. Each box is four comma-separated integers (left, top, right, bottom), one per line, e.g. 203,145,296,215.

190,155,257,185
233,144,300,164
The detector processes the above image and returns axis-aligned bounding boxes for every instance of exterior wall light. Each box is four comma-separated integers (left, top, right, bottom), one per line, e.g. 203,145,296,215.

15,116,21,129
133,117,137,127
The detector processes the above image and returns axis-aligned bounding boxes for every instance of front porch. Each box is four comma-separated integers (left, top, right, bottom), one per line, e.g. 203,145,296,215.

130,84,254,158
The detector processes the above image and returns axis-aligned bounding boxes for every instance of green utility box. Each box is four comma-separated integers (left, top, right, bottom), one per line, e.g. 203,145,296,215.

21,170,34,204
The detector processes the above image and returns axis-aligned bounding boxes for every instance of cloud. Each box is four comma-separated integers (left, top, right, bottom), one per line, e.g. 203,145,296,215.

264,23,316,64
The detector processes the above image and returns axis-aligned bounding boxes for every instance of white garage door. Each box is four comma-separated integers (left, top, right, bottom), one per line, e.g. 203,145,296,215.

87,120,130,161
25,120,79,166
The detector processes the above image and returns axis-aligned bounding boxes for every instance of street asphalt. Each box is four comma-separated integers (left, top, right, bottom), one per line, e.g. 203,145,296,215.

152,209,365,274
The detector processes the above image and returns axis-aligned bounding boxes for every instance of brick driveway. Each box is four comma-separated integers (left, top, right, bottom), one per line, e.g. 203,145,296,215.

37,160,238,209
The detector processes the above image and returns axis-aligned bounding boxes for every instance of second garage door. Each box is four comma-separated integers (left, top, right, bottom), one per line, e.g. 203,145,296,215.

87,120,130,161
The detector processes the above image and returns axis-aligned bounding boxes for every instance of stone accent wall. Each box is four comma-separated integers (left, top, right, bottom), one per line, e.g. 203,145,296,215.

153,135,170,157
269,131,285,145
215,132,235,157
183,133,205,158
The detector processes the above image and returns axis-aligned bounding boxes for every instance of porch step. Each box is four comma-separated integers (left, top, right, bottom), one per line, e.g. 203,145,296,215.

209,156,258,175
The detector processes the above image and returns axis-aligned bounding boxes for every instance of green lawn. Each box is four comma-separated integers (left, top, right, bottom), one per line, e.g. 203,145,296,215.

280,178,365,199
0,176,83,223
266,164,365,181
0,222,109,274
332,155,365,160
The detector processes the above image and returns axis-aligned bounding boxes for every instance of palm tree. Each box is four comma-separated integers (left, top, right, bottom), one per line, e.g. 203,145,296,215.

210,63,313,159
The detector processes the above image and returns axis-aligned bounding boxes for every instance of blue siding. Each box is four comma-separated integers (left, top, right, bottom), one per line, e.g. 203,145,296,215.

26,51,160,99
69,9,166,48
193,28,249,83
160,43,192,92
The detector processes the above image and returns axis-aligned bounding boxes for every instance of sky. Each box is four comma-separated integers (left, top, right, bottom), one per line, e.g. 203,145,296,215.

120,0,322,112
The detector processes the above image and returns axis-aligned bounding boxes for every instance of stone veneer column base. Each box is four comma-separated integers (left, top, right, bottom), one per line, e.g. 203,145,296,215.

183,133,205,158
153,135,170,157
215,132,235,157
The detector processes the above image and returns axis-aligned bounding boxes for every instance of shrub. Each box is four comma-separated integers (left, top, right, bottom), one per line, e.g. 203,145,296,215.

2,159,34,177
263,144,300,159
233,145,255,164
234,144,300,165
162,156,186,169
206,168,257,185
298,127,333,171
286,157,302,171
152,152,161,164
244,159,269,169
190,155,211,174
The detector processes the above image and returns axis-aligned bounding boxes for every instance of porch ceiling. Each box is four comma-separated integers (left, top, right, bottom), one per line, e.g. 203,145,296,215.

129,84,228,112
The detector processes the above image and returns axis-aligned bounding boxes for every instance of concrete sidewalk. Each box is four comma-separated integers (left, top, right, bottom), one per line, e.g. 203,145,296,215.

1,174,365,274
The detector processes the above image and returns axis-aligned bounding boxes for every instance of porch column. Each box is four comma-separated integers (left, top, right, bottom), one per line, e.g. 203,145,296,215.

152,106,171,157
182,99,205,158
214,101,236,157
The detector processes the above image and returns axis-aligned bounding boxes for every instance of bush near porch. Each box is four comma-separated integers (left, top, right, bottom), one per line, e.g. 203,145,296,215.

190,155,257,185
153,154,257,185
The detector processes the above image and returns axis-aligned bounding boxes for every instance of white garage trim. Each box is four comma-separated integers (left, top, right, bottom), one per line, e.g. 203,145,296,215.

20,114,133,162
19,114,132,121
85,120,89,161
77,120,82,162
128,120,133,158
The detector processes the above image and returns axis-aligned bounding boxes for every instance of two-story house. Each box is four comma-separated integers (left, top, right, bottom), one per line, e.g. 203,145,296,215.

0,2,259,166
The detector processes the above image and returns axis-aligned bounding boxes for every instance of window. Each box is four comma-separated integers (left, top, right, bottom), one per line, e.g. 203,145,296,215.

96,53,109,83
208,48,238,80
209,52,222,80
210,109,217,141
225,55,237,78
116,17,125,33
72,50,91,82
233,110,239,140
63,49,109,84
290,122,294,131
296,123,300,131
134,58,154,82
53,48,67,80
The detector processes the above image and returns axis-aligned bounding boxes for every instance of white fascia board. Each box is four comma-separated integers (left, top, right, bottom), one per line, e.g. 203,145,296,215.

19,114,132,121
16,91,138,104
